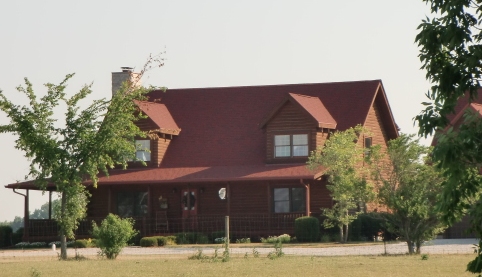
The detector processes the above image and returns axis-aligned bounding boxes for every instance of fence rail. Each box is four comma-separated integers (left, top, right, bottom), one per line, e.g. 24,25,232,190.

24,213,305,242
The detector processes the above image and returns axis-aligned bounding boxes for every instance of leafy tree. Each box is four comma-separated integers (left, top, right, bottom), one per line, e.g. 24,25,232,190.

30,198,61,219
368,134,446,254
416,0,482,272
308,125,374,243
92,213,138,259
0,58,161,259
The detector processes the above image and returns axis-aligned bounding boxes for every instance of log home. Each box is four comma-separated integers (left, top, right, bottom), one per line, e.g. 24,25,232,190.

5,69,399,241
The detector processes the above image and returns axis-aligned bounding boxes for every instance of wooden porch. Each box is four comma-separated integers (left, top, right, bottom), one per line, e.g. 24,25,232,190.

23,213,305,242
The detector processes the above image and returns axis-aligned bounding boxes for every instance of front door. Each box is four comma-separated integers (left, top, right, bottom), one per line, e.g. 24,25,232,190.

181,189,198,230
181,189,198,217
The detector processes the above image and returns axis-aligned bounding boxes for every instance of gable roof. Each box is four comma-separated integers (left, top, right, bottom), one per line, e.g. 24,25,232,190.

5,80,399,189
134,100,181,135
260,93,337,129
144,80,397,168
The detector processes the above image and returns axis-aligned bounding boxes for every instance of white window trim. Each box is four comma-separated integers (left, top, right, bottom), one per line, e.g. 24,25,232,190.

135,139,151,162
274,134,309,158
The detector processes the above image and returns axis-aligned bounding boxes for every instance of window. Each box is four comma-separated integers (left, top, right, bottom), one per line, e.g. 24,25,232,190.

117,191,148,217
364,137,372,155
274,134,308,157
273,187,306,213
135,140,151,161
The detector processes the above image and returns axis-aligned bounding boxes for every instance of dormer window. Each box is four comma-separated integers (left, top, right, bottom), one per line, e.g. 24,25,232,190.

274,134,308,158
135,140,151,161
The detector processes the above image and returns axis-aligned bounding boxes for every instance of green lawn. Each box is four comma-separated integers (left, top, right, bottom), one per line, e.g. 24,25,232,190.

0,254,475,277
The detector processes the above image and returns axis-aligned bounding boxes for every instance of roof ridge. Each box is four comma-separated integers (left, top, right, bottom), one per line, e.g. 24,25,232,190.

161,80,381,91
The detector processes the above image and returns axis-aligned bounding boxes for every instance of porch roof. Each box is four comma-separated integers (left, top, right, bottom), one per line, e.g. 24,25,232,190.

5,164,325,189
92,164,325,185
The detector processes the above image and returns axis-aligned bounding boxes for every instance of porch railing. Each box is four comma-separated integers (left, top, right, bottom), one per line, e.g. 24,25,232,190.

24,213,305,242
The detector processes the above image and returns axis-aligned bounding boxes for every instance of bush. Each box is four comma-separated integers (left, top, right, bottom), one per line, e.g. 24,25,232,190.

0,225,13,247
73,239,95,248
261,234,291,243
11,227,23,246
140,237,158,247
348,213,396,242
92,214,138,259
157,236,176,246
15,242,47,248
236,238,251,243
208,231,225,243
294,216,320,242
175,232,209,244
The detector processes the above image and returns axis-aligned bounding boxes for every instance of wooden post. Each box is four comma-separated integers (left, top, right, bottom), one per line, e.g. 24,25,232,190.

226,182,231,217
225,216,230,249
305,182,311,216
300,179,311,216
48,190,52,220
24,189,29,241
107,186,112,214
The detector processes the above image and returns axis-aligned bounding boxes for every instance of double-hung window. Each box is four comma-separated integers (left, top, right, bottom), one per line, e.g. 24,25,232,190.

273,187,306,213
135,140,151,161
274,134,308,158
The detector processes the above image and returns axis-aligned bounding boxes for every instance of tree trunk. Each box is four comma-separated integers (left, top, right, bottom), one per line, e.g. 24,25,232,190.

60,191,68,260
343,224,349,243
339,225,344,243
415,241,422,254
407,240,414,255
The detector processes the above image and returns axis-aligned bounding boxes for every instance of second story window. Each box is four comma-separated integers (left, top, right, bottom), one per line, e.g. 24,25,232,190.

274,134,308,158
135,140,151,161
364,137,372,156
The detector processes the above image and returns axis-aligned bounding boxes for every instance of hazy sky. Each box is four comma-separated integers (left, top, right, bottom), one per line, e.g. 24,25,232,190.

0,1,432,221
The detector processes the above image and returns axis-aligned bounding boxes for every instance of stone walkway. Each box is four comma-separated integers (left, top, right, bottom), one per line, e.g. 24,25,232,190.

0,239,478,259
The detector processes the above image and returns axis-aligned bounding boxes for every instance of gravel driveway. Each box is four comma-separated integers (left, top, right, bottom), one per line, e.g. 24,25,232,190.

0,238,478,259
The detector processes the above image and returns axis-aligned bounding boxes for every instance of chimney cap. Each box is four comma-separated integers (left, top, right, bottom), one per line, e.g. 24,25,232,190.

121,67,134,72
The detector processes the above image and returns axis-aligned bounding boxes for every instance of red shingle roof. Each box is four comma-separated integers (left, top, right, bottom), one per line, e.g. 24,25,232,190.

134,100,181,135
92,164,325,185
288,93,337,129
6,80,398,188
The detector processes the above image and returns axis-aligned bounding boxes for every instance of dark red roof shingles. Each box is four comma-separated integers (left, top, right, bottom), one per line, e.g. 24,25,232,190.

6,80,398,188
134,100,181,135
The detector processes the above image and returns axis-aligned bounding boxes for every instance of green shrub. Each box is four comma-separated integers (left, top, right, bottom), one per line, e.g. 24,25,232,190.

92,214,139,259
348,213,396,242
261,234,291,243
140,237,158,247
175,232,209,244
11,227,23,246
0,225,13,247
157,236,176,246
208,231,225,243
73,239,96,248
236,238,251,243
294,216,320,242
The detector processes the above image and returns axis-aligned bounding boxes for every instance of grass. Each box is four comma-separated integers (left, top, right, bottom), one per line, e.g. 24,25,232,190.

0,254,475,277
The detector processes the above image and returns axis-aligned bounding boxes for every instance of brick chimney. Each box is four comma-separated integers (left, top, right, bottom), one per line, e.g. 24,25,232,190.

111,67,141,96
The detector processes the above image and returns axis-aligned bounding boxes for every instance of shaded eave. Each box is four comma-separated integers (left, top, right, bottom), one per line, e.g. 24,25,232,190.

5,165,326,189
259,93,337,129
135,100,181,136
362,82,399,140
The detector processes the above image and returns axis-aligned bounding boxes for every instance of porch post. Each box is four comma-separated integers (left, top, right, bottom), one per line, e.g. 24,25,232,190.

48,190,52,220
24,189,29,241
107,186,112,214
301,179,310,216
147,185,151,218
226,182,231,217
